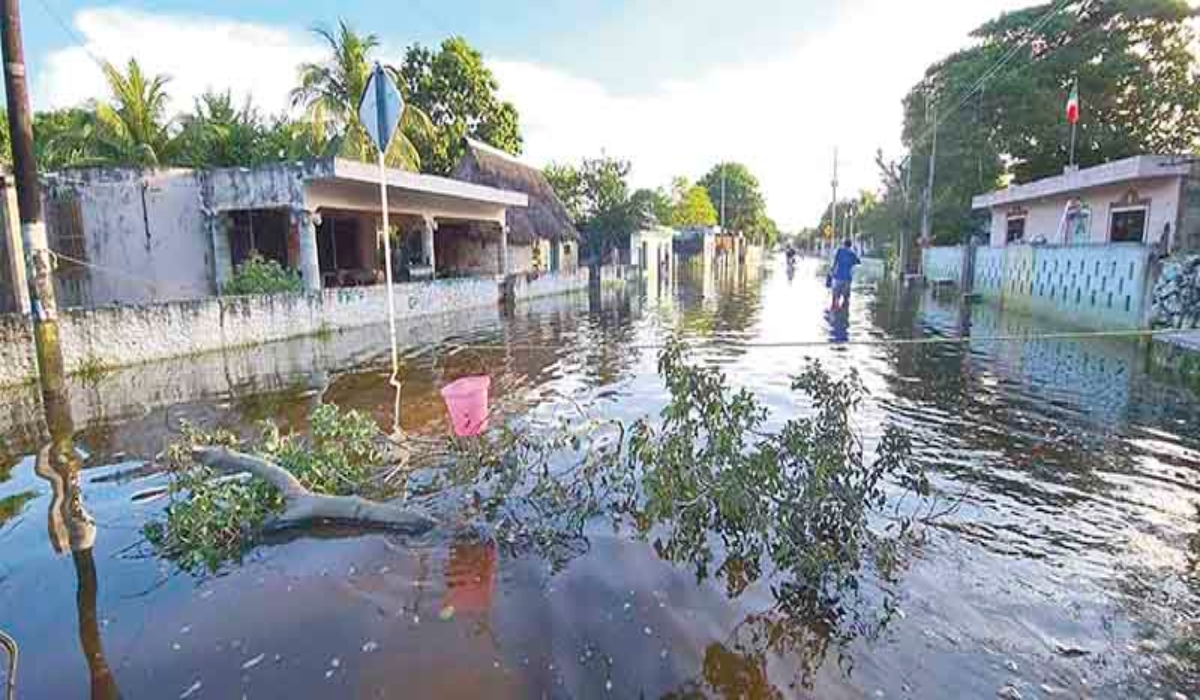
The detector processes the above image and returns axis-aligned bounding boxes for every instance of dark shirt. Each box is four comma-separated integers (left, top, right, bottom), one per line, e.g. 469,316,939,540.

831,248,860,282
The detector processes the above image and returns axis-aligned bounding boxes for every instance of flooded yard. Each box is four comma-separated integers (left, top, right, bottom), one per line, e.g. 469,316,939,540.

1,258,1198,699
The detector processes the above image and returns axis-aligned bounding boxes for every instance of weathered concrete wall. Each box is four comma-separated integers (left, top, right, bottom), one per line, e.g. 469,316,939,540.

971,243,1153,329
0,278,499,387
985,177,1182,248
44,169,215,307
512,269,590,301
437,233,501,276
0,313,36,385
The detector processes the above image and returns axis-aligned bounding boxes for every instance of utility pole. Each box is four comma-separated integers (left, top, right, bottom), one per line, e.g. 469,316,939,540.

920,98,938,249
2,0,69,415
830,148,839,251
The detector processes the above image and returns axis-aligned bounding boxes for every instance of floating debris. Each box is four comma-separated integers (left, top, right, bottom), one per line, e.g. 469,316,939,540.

180,680,202,699
172,643,182,651
1004,659,1018,673
1053,644,1090,658
241,654,265,670
643,626,653,636
362,641,379,653
330,657,340,669
605,679,613,692
180,625,192,635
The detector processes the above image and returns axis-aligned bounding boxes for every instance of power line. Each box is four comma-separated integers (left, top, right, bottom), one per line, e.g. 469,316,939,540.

30,0,109,73
907,0,1076,156
433,327,1199,353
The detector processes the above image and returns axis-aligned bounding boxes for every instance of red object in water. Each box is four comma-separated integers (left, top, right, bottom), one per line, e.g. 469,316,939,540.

440,375,491,436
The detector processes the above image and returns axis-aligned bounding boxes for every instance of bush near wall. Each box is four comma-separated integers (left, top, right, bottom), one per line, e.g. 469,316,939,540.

222,254,303,296
1152,255,1200,330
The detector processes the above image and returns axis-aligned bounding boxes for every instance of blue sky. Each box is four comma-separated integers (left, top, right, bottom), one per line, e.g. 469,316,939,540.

22,0,1041,226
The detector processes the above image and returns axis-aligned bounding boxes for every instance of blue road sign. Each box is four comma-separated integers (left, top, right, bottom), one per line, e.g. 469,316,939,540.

358,63,404,155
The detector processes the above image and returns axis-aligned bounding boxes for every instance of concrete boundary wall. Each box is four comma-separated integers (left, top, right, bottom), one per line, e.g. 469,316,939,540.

923,243,1153,330
0,266,635,388
511,269,590,301
0,278,500,387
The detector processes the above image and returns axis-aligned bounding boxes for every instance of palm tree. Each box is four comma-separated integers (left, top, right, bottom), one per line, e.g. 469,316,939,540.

175,91,265,168
290,21,432,170
91,59,176,167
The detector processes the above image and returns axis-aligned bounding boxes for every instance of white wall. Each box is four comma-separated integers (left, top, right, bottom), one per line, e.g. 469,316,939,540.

47,169,214,307
987,177,1182,248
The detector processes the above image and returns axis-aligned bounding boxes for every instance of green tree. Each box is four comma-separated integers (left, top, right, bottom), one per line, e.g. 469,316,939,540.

901,0,1200,243
34,108,98,171
631,187,673,226
544,162,585,223
671,184,718,228
91,59,176,167
699,162,775,244
291,21,433,170
175,91,267,168
545,156,648,259
398,37,523,175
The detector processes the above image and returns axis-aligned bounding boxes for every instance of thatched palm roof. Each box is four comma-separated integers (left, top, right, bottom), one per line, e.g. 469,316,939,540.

451,138,579,245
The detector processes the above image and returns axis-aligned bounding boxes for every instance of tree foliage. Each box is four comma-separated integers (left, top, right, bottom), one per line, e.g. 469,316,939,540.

290,21,433,170
398,37,523,175
544,156,653,258
90,59,177,167
900,0,1200,243
671,184,719,228
699,162,778,245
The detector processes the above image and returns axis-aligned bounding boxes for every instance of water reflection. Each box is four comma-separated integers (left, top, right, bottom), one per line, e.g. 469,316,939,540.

0,257,1197,698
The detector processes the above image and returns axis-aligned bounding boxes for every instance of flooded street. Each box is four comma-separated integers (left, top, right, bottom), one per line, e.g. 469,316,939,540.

1,257,1198,699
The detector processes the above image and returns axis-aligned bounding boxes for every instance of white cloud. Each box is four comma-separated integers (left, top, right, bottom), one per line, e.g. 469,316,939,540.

493,0,1032,228
37,1,1032,227
36,7,322,115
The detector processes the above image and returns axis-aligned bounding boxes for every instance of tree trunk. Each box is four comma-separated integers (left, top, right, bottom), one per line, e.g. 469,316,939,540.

192,447,437,535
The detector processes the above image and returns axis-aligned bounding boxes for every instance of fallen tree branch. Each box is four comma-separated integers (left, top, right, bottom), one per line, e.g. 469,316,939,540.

192,447,437,535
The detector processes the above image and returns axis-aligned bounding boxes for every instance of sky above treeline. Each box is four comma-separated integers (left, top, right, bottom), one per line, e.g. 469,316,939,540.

21,0,1051,227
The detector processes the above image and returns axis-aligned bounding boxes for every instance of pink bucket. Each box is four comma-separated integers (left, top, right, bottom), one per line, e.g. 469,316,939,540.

440,375,491,437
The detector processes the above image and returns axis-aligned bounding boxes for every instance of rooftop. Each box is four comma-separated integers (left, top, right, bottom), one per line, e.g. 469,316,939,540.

972,155,1194,210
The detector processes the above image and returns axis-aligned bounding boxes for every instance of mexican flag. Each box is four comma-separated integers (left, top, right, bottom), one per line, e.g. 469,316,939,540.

1065,80,1080,125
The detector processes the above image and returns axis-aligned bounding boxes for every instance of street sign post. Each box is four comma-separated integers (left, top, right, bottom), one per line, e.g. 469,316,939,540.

358,63,406,430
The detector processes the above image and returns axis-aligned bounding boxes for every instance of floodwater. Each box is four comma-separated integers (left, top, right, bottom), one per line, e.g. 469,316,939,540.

1,258,1198,699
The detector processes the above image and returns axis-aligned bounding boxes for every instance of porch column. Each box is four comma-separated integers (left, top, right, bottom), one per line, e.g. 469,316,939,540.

295,208,322,292
422,215,437,279
499,221,509,277
209,211,233,292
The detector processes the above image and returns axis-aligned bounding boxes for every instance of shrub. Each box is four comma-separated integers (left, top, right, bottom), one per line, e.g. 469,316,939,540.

222,253,303,296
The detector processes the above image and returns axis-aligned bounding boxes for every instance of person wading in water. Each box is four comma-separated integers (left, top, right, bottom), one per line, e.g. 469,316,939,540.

827,239,860,313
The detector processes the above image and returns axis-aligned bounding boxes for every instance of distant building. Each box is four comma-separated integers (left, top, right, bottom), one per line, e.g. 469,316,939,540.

972,155,1200,253
451,138,580,275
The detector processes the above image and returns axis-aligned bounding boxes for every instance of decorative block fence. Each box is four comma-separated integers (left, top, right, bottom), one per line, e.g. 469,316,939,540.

924,243,1153,329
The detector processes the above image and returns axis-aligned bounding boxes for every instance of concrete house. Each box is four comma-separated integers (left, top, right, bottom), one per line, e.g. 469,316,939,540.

923,155,1200,330
0,157,530,311
972,155,1200,253
450,138,580,275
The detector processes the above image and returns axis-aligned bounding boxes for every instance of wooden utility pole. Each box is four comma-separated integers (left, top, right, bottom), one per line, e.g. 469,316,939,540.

2,0,70,412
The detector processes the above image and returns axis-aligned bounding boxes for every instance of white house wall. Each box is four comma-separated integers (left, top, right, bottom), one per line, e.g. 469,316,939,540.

986,177,1183,248
48,169,214,307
